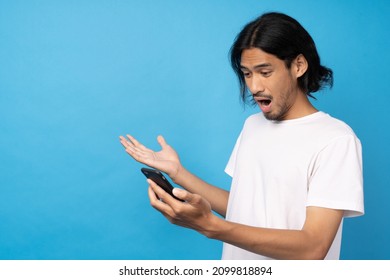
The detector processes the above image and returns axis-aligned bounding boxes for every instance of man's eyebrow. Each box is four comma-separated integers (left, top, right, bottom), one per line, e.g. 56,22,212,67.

240,63,272,70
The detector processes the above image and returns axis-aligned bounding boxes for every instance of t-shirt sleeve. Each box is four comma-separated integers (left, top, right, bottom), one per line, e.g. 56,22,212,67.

225,132,242,178
307,135,364,217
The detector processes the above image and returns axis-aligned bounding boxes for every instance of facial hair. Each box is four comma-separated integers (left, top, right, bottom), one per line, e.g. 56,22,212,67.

255,88,294,122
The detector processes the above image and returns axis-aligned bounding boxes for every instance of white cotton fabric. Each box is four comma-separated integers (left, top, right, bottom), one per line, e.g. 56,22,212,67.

222,111,364,260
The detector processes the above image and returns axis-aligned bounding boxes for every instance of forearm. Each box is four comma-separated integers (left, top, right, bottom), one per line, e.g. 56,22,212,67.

201,206,344,260
173,166,229,217
205,216,327,260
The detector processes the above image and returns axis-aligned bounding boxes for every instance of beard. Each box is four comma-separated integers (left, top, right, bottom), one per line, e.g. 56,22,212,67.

263,102,292,121
259,91,293,122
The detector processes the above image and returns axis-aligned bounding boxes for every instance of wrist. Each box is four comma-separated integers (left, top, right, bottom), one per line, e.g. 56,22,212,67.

171,164,185,184
201,214,226,240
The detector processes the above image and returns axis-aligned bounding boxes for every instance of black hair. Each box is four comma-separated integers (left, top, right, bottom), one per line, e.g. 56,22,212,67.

230,12,333,104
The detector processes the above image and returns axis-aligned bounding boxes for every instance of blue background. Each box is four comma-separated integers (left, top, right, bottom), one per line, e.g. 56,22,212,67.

1,0,389,260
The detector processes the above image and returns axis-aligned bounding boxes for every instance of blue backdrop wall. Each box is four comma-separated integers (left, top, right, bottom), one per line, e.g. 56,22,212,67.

1,0,389,260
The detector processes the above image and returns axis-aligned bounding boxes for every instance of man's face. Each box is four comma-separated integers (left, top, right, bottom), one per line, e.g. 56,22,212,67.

240,48,306,121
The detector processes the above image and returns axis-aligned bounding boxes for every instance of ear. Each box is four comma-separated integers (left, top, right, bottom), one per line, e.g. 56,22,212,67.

292,54,308,78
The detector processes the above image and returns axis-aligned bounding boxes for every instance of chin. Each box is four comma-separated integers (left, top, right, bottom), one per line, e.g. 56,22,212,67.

263,111,284,122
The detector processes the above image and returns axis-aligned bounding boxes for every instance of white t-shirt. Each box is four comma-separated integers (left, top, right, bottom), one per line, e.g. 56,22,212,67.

222,111,364,260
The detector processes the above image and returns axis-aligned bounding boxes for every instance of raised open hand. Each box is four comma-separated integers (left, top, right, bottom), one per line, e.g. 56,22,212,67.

119,134,182,180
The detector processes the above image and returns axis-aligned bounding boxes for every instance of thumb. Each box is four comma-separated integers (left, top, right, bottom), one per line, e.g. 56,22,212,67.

173,188,202,205
157,135,168,148
172,188,188,201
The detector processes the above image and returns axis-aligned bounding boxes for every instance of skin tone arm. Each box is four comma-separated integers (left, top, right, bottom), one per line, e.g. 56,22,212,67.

119,134,344,259
119,134,229,217
148,179,344,260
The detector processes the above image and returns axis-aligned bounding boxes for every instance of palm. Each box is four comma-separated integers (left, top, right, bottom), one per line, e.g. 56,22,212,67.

120,135,181,178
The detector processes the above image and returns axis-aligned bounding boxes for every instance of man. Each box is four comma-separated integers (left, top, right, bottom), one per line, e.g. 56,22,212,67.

119,12,364,260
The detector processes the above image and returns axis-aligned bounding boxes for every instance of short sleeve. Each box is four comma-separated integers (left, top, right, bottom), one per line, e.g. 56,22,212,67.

225,132,242,178
307,135,364,217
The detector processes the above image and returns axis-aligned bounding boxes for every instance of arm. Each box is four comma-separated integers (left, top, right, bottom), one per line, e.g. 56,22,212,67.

172,166,229,217
148,180,344,260
119,134,229,216
211,206,343,259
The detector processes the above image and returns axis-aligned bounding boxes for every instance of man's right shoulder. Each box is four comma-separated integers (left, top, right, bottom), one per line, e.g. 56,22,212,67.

244,112,264,124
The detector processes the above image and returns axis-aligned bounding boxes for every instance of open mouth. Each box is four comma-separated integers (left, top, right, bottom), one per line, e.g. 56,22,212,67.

255,97,272,113
259,99,271,106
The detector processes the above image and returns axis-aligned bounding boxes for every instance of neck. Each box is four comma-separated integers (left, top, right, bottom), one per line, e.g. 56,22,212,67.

286,92,318,120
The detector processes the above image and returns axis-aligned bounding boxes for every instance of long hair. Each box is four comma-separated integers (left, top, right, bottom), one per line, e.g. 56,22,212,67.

230,12,333,104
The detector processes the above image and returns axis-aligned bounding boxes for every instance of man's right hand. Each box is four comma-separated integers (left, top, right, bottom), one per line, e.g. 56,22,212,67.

119,134,182,181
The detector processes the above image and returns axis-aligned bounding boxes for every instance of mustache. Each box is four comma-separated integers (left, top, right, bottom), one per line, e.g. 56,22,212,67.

253,92,273,100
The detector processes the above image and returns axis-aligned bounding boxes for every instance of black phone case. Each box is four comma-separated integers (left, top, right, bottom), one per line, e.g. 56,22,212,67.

141,168,184,201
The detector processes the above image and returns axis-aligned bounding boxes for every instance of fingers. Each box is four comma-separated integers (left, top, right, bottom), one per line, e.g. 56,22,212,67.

148,179,178,206
147,180,213,232
120,141,149,163
119,135,146,151
147,180,178,217
119,135,136,152
126,135,147,150
119,135,156,163
148,185,172,212
148,179,203,211
119,135,129,149
120,134,166,154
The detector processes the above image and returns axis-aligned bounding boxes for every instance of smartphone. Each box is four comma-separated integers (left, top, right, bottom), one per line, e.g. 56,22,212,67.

141,168,184,201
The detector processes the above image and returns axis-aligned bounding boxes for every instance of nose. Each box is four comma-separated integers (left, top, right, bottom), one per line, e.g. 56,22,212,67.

247,74,265,94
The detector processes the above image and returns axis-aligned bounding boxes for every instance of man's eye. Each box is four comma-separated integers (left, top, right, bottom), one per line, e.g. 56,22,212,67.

261,71,271,77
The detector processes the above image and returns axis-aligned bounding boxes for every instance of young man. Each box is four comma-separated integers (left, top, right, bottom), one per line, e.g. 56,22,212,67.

119,12,364,260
